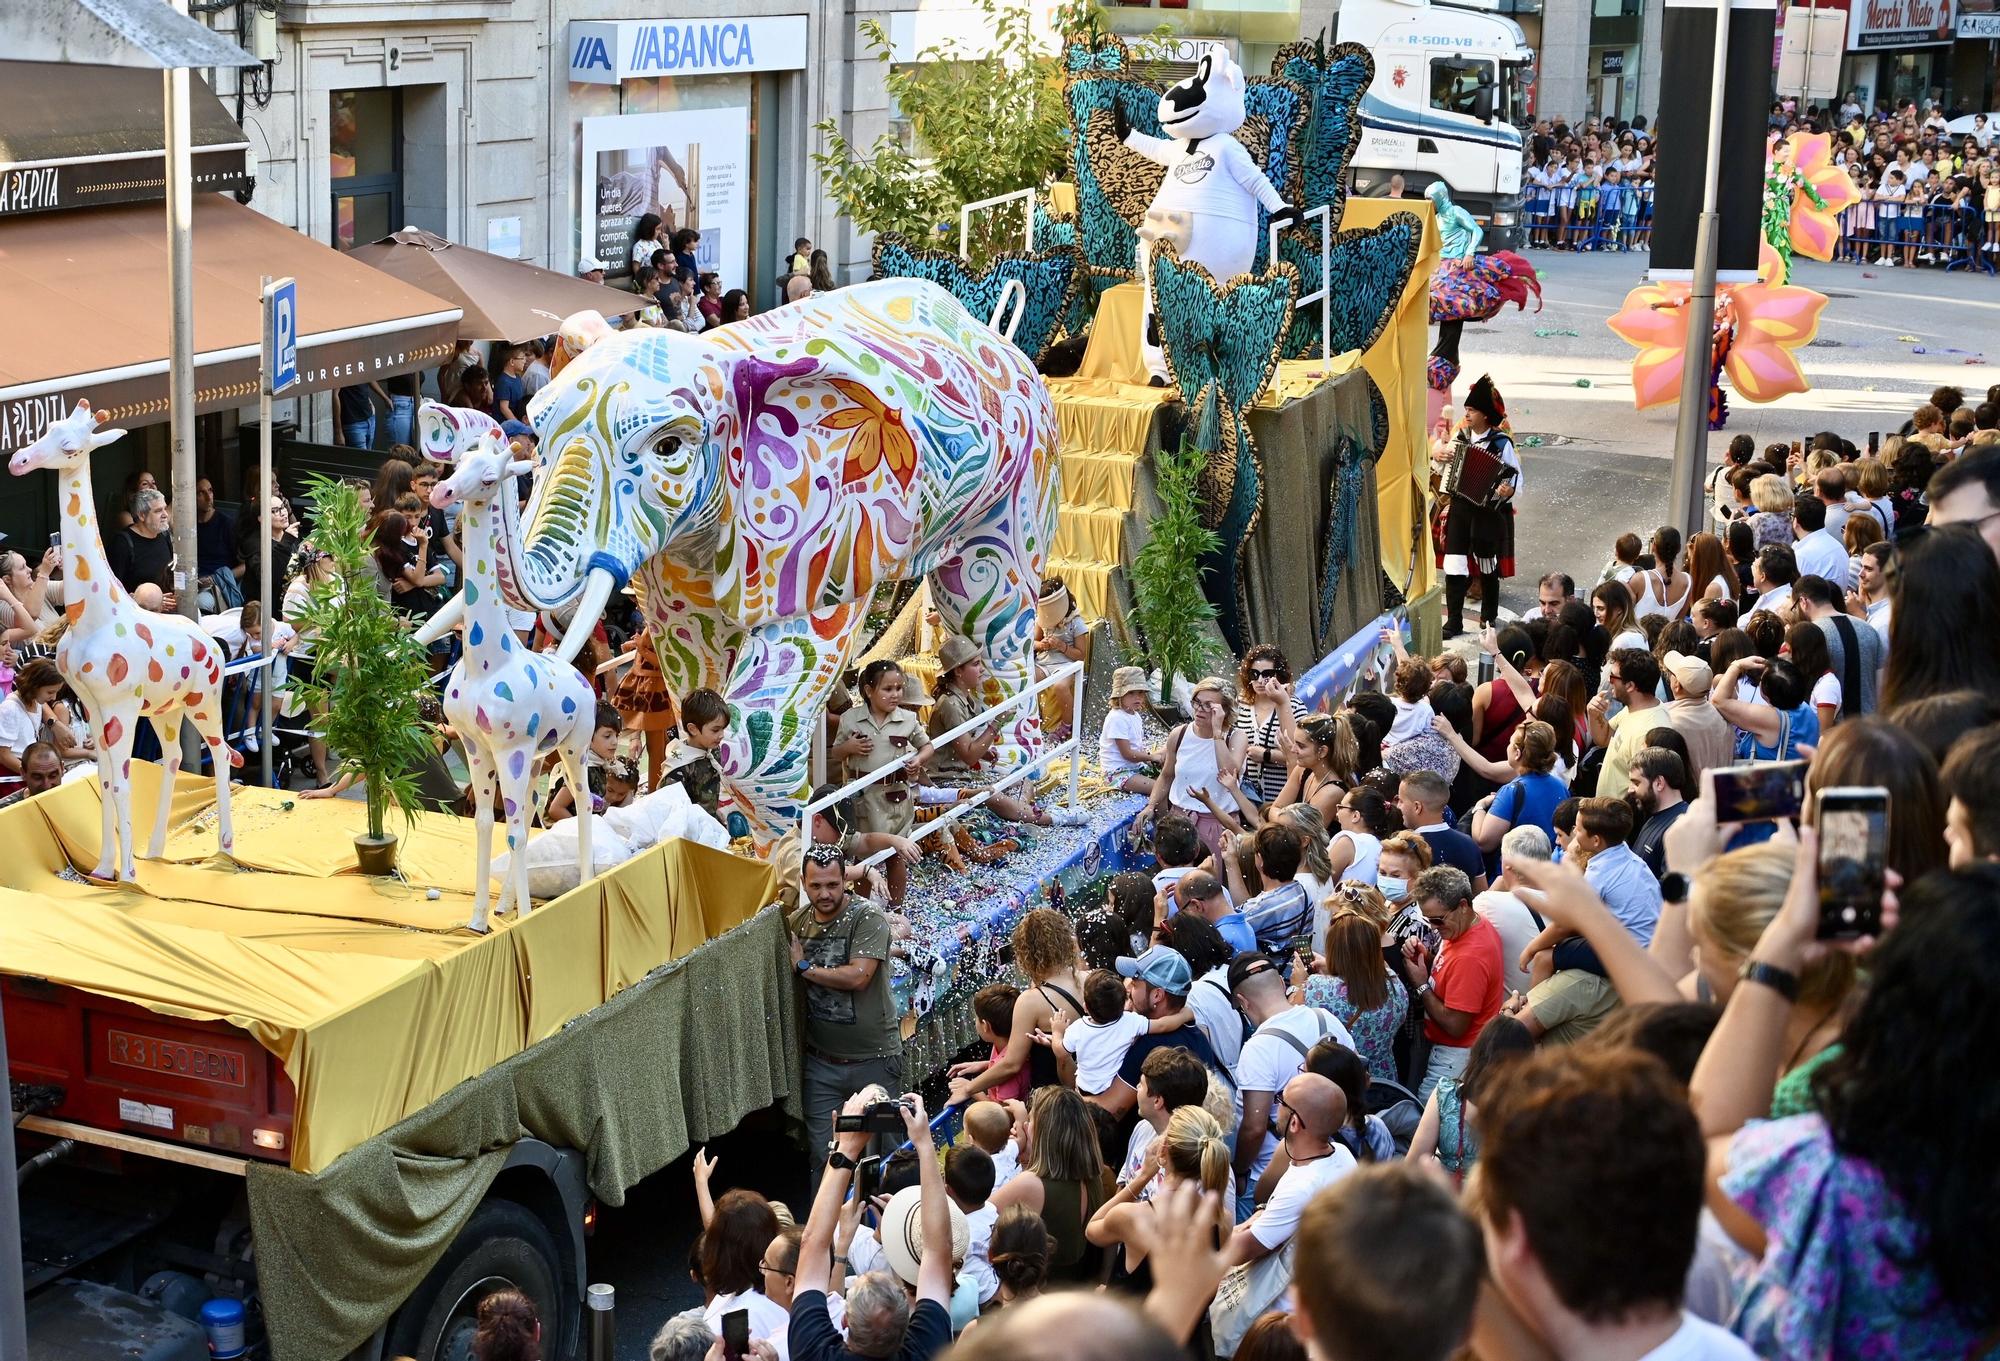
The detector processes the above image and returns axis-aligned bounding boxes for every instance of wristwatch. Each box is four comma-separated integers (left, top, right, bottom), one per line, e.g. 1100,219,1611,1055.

1415,979,1434,1000
1739,958,1800,1002
1660,871,1691,904
827,1146,859,1171
796,958,812,976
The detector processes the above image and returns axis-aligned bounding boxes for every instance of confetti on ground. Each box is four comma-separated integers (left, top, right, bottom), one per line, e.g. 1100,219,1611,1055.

1896,334,1921,343
1534,327,1579,338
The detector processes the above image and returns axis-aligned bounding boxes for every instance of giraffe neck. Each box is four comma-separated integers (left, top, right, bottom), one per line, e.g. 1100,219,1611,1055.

455,493,514,666
61,466,127,630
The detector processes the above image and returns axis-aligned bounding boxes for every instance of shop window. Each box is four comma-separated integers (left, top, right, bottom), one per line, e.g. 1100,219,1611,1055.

330,88,403,251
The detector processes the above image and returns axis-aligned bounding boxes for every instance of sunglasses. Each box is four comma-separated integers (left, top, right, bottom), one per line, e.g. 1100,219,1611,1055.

1249,667,1286,680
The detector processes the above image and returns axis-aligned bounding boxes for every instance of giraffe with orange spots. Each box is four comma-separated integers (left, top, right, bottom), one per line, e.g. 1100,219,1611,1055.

8,402,237,881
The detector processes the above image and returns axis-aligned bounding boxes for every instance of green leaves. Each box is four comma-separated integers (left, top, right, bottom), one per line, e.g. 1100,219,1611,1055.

286,475,439,842
1133,440,1223,704
812,0,1092,261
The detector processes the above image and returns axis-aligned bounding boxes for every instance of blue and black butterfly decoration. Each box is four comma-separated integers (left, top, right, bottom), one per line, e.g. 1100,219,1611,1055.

869,233,1082,366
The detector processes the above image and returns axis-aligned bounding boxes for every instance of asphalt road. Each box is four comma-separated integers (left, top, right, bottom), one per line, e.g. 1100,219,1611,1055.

1453,246,1999,613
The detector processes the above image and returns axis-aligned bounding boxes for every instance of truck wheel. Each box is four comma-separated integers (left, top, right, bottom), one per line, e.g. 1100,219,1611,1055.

384,1199,569,1361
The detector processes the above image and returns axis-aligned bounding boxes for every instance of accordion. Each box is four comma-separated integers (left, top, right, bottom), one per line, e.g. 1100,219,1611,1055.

1441,434,1512,509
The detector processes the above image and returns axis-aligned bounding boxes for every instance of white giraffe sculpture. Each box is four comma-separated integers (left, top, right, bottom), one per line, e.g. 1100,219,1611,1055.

432,430,595,932
7,402,237,880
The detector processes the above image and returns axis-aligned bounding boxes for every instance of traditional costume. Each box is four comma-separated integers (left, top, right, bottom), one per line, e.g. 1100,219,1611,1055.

1436,374,1521,636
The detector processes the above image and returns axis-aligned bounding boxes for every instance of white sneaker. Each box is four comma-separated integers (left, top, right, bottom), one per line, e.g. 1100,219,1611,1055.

1919,251,1937,262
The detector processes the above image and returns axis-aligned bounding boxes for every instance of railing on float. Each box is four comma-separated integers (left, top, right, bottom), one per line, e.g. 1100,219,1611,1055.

1269,203,1334,360
799,659,1086,878
959,187,1037,259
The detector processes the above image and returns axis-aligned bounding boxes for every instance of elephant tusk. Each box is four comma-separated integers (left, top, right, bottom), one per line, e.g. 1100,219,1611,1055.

553,567,617,663
415,593,467,646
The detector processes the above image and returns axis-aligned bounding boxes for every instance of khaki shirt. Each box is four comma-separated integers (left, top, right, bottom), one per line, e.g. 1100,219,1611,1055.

927,687,986,787
788,895,900,1061
834,704,925,835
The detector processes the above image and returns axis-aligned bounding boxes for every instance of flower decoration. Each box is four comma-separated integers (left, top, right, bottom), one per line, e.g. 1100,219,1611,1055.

1783,132,1860,265
826,377,919,490
1606,278,1827,415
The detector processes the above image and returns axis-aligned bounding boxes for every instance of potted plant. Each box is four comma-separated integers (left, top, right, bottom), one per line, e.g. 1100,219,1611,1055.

287,474,437,874
1131,439,1221,708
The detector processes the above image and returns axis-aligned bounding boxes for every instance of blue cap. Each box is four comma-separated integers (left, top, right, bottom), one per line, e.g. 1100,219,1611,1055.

1116,944,1192,996
502,420,536,440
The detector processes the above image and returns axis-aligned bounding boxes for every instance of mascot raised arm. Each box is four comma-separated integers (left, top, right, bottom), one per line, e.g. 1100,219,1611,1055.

1113,50,1298,384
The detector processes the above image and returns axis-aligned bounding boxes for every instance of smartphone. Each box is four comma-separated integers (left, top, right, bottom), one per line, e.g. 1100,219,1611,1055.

721,1307,750,1361
855,1153,885,1202
1791,438,1803,460
1477,653,1497,685
1710,760,1807,823
1816,786,1889,939
1867,430,1880,456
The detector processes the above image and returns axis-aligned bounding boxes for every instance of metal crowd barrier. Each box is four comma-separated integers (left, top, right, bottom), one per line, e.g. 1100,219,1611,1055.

1835,199,1996,275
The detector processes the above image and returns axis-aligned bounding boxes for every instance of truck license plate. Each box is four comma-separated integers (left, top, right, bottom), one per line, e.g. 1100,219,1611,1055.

106,1029,245,1087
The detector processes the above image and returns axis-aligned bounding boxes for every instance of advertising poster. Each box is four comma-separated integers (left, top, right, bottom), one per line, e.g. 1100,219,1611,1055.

582,108,750,289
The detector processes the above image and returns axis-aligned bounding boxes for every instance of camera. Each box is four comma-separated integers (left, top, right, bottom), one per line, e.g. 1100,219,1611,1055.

835,1098,911,1134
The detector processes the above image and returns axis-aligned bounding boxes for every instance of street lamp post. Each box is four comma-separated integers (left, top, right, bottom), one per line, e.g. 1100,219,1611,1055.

1666,0,1736,541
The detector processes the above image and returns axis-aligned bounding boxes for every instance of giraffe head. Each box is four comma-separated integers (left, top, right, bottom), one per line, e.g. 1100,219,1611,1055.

10,401,125,478
431,430,533,512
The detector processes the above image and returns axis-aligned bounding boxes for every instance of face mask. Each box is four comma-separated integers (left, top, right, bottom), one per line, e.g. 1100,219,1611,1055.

1378,875,1408,903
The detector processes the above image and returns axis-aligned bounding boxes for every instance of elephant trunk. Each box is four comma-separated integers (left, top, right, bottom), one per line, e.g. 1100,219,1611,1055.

516,436,601,611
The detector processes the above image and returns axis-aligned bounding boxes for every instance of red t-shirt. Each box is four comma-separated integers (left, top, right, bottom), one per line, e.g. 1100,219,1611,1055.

1426,916,1504,1047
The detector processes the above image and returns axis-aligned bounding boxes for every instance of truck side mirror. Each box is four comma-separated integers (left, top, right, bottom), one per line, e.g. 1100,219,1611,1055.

1472,86,1496,122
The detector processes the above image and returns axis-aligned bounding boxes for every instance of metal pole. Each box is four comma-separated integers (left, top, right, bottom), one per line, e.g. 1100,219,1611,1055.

0,1002,31,1360
1667,0,1734,540
1065,662,1084,814
259,277,275,789
166,49,202,768
586,1283,615,1361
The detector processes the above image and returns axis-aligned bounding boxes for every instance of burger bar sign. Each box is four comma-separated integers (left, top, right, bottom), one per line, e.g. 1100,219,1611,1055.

1847,0,1955,48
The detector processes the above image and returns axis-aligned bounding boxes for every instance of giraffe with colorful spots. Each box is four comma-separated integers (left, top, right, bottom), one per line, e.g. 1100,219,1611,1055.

432,430,596,932
8,401,237,881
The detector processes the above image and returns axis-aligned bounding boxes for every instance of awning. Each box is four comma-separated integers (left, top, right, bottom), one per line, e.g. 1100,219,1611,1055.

347,226,639,342
0,194,463,453
0,61,251,216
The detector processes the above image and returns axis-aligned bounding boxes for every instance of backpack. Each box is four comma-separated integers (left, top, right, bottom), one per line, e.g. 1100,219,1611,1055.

1200,975,1256,1047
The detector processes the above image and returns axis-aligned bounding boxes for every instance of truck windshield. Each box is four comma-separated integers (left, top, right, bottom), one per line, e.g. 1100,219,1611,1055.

1429,59,1497,121
1502,61,1532,127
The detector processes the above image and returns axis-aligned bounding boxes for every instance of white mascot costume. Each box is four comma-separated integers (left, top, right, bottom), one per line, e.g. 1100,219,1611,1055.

1114,51,1297,384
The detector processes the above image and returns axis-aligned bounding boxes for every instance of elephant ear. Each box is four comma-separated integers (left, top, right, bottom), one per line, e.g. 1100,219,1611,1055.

1271,40,1374,225
869,233,1082,365
1276,210,1423,359
1149,243,1298,417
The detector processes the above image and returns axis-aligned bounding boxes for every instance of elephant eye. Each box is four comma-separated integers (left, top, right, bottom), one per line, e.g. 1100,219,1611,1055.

650,433,682,458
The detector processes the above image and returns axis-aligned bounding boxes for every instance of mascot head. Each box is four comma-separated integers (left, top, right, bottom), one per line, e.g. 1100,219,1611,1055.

1158,50,1248,142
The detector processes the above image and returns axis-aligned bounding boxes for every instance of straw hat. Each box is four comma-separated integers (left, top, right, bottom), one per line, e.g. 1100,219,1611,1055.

937,635,981,674
899,674,935,707
1035,579,1073,631
878,1186,971,1285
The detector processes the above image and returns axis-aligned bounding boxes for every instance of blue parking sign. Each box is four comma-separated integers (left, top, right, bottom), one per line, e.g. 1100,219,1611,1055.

263,277,298,395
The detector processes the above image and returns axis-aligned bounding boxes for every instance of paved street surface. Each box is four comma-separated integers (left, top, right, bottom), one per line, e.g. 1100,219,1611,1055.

1454,248,1996,614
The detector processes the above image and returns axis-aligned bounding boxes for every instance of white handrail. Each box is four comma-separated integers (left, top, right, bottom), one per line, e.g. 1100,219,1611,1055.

990,278,1027,342
800,658,1087,877
960,187,1037,259
1267,204,1334,361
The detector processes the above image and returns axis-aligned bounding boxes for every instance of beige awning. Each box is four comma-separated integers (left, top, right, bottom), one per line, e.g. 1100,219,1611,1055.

347,226,638,342
0,194,463,452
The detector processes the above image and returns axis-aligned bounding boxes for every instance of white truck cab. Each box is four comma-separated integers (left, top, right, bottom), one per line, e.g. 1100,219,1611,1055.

1337,0,1532,250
